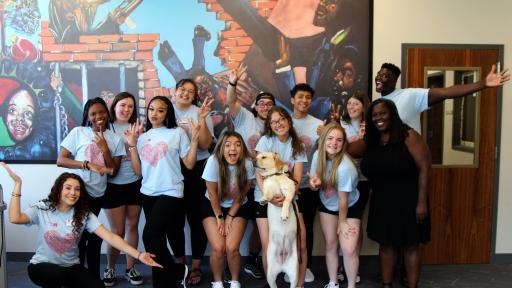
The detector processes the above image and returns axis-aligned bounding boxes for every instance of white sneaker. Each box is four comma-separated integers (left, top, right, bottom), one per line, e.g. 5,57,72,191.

212,281,224,288
323,282,339,288
125,267,143,285
356,274,361,283
229,280,241,288
305,268,315,283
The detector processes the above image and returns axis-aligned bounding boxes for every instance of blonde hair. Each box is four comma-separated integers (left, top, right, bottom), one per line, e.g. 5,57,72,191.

315,123,352,191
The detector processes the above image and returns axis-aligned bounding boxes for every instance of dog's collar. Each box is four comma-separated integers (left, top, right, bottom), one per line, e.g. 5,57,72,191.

261,172,286,179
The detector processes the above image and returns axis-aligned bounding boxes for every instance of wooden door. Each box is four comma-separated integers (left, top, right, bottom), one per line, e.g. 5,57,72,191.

403,45,501,264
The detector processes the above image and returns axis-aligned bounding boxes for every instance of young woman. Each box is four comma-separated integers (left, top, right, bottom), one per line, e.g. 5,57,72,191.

339,91,370,283
125,95,200,287
170,78,214,285
360,99,431,288
201,131,255,288
102,92,144,286
309,123,362,288
56,97,125,276
254,106,308,288
3,163,161,288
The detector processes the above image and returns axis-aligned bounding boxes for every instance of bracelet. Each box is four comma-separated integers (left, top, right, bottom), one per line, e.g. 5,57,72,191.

128,145,136,152
11,193,21,197
227,213,235,218
137,251,141,261
228,81,237,86
84,160,90,170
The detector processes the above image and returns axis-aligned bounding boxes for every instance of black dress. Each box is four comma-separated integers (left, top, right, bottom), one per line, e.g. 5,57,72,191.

360,137,430,246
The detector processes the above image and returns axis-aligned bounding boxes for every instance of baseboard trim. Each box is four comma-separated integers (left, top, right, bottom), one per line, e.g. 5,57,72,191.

492,254,512,264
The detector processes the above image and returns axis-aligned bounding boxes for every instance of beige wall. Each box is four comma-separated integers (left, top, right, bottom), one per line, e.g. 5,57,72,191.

373,0,512,254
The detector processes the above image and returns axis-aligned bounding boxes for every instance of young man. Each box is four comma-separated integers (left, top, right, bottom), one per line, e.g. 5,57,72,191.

289,83,324,283
375,62,510,133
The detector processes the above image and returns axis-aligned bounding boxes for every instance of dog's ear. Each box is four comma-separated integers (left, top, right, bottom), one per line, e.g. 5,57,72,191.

274,153,285,172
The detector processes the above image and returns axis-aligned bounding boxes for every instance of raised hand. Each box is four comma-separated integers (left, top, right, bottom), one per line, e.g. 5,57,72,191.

229,63,248,84
198,95,214,121
358,121,366,139
316,120,327,136
485,64,510,87
188,117,201,143
124,119,142,146
137,252,163,268
93,128,109,153
307,172,321,190
1,162,21,184
329,103,342,123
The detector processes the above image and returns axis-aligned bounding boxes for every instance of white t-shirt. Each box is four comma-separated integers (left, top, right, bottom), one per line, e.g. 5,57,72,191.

173,104,214,160
25,202,101,266
310,151,359,212
60,127,125,198
137,127,190,197
231,106,262,153
108,122,141,185
202,155,255,208
381,88,429,133
254,135,307,200
341,119,367,181
292,114,323,188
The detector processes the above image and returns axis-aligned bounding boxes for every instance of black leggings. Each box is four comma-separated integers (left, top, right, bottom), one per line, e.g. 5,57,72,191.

78,195,103,276
142,194,184,287
167,159,208,260
298,187,319,269
28,263,104,288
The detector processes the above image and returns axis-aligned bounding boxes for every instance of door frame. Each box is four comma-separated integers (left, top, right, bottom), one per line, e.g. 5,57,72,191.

401,43,504,263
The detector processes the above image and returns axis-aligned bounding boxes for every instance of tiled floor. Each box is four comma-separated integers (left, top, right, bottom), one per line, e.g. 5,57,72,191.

6,257,512,287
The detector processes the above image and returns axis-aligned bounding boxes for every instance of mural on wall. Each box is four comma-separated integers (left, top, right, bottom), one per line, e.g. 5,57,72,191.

0,0,371,163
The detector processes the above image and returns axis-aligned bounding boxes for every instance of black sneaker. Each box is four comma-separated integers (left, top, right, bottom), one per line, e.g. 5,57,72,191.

125,267,143,285
244,257,264,279
177,263,189,288
103,268,116,287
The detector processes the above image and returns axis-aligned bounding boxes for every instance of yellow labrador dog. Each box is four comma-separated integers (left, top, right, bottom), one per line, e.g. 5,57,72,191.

256,152,298,288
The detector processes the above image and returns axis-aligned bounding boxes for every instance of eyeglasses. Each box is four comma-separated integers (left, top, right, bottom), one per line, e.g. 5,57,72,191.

270,117,287,126
177,86,195,95
256,102,273,108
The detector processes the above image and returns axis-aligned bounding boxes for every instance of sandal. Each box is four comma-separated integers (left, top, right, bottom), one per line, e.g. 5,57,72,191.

188,268,202,285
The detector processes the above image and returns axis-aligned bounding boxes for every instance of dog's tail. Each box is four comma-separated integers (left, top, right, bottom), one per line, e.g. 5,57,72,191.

292,200,302,264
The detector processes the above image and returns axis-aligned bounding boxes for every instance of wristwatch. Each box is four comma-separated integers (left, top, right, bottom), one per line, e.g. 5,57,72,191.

215,213,224,220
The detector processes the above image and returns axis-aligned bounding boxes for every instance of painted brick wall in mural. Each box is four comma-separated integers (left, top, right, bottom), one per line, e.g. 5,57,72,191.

0,0,370,162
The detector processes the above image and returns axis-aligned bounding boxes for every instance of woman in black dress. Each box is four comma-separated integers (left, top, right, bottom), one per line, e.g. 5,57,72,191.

360,98,431,288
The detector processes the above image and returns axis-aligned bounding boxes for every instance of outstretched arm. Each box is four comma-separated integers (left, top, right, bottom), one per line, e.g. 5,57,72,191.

227,64,248,118
2,163,30,224
428,64,510,106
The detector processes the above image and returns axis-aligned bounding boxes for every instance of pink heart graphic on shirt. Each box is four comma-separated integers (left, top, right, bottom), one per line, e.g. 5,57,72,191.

299,135,314,153
140,141,168,167
325,187,336,199
85,143,105,166
44,230,77,256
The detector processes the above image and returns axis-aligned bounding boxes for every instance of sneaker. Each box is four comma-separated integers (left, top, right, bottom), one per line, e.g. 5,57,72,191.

125,267,143,285
323,282,339,288
178,263,189,288
103,268,116,287
228,280,241,288
305,268,315,283
211,281,224,288
356,274,361,283
244,259,264,279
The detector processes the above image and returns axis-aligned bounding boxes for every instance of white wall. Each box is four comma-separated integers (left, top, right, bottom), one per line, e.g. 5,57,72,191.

373,0,512,254
3,0,512,257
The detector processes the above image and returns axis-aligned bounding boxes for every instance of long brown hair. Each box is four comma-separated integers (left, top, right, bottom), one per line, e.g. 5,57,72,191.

315,123,352,191
341,90,370,124
262,106,305,158
213,131,251,201
43,173,90,238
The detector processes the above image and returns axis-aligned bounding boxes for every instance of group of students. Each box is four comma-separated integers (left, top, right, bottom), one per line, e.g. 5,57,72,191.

4,62,509,288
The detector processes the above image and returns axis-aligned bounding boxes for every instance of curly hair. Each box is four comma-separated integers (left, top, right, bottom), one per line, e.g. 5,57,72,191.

262,106,305,158
42,173,90,238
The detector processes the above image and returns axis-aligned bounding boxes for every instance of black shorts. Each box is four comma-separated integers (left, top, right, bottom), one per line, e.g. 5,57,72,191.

318,196,363,220
101,179,143,209
200,198,252,220
253,199,302,219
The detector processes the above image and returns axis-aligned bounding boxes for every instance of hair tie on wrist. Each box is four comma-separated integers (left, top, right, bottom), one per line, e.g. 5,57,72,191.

229,81,237,86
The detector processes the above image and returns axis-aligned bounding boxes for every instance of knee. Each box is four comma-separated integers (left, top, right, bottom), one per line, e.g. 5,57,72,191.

341,243,357,258
210,243,226,257
324,239,338,253
226,243,240,258
110,225,126,237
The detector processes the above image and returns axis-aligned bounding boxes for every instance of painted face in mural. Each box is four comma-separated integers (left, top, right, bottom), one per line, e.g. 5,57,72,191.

6,89,36,142
335,60,357,90
114,97,135,123
313,0,340,26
